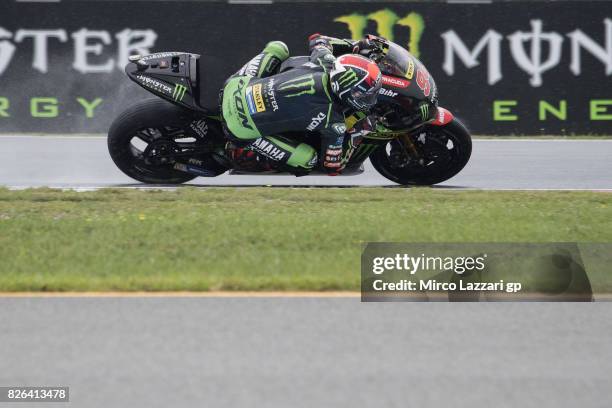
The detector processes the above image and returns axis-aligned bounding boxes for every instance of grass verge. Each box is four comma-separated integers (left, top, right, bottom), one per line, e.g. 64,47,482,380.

0,187,610,292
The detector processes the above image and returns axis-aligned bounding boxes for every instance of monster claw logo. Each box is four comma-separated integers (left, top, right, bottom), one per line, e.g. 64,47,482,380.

419,103,430,121
337,70,359,87
351,143,378,162
278,74,316,97
172,84,187,101
334,9,425,58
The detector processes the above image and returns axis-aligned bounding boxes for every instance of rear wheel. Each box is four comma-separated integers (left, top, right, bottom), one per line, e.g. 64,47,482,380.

370,118,472,185
108,99,225,184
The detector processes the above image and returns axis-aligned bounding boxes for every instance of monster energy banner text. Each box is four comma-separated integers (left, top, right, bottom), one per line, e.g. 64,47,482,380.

0,1,610,135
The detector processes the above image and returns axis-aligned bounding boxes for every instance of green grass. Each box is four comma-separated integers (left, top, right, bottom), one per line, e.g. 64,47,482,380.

0,187,610,292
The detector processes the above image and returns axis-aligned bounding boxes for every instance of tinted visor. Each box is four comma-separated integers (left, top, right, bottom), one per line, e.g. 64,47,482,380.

350,78,382,109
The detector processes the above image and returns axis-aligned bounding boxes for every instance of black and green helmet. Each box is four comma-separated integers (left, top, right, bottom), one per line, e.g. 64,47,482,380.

330,54,382,111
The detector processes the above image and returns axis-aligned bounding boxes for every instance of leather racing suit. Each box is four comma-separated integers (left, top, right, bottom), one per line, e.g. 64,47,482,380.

220,36,370,175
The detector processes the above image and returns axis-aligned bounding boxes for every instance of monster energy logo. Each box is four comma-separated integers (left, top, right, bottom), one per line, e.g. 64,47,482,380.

334,9,425,58
278,74,316,97
351,143,378,162
338,70,359,87
419,103,430,121
172,84,187,101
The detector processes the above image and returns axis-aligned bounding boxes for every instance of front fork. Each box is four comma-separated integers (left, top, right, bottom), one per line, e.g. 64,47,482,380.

398,133,420,156
367,123,424,167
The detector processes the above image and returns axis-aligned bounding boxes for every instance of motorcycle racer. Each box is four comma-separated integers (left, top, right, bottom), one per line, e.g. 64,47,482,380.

220,35,383,175
112,32,472,186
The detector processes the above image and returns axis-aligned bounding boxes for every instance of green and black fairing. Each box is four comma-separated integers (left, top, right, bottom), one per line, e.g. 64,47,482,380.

375,42,438,128
332,41,438,169
110,33,471,185
122,37,444,176
125,52,212,113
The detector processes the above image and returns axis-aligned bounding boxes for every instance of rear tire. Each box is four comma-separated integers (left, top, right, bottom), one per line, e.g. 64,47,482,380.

108,99,200,184
370,118,472,186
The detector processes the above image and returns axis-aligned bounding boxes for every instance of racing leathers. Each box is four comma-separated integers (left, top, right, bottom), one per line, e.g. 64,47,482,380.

221,38,371,175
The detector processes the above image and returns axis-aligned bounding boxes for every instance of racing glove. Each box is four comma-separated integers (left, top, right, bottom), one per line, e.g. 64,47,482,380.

353,34,390,62
322,117,374,175
322,138,344,174
308,33,355,55
308,33,333,52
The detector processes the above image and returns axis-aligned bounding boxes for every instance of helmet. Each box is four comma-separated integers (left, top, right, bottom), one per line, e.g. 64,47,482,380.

330,54,382,111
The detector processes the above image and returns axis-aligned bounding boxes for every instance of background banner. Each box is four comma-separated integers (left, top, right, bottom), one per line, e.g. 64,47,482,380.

0,1,610,134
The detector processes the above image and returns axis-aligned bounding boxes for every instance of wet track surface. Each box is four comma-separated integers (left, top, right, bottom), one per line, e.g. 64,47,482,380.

0,136,611,190
2,137,611,407
0,136,612,408
1,297,611,408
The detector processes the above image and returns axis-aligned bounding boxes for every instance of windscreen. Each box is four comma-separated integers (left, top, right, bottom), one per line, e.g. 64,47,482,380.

378,42,413,77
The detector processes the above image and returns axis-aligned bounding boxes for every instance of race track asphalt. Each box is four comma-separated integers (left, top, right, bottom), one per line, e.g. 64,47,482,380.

0,136,611,189
1,137,611,407
0,297,611,408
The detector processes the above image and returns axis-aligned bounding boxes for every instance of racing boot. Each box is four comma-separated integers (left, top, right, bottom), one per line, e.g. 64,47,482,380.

225,141,274,172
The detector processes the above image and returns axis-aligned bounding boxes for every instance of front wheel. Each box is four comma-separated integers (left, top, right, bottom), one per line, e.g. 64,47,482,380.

369,118,472,186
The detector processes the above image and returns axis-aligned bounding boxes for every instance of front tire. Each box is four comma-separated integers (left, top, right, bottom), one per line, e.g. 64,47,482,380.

108,99,202,184
370,118,472,186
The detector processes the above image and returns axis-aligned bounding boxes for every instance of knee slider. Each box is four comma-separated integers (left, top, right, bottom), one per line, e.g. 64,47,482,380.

287,143,317,170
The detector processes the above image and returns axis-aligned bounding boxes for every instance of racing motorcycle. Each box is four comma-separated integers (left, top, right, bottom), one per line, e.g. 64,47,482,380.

108,40,472,185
